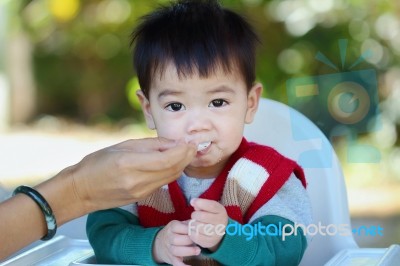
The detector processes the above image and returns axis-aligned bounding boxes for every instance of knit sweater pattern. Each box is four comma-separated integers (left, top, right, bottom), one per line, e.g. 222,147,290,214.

136,138,306,265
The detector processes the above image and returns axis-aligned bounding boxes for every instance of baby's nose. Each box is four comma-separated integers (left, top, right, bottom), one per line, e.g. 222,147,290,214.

186,112,212,134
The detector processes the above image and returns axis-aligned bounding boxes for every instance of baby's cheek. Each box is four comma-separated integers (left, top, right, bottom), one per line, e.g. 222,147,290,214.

156,127,183,141
222,132,244,151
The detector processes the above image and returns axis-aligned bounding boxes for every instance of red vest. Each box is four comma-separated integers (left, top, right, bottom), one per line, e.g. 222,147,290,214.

138,138,306,227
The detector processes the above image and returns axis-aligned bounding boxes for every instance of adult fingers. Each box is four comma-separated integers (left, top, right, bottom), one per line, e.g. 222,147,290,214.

114,137,178,153
126,142,196,172
154,142,197,171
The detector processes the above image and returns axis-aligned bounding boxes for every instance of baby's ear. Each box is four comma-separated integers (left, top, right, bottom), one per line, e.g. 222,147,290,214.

245,83,263,124
136,90,156,130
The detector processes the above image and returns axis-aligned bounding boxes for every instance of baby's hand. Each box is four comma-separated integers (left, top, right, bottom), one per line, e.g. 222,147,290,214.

153,220,201,266
189,198,228,252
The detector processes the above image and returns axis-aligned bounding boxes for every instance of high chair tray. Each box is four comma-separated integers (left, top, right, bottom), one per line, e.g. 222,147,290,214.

69,254,140,266
325,245,400,266
1,235,141,266
1,236,93,266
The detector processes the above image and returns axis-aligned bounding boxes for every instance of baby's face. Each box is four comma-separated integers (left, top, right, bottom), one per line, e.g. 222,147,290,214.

138,64,261,178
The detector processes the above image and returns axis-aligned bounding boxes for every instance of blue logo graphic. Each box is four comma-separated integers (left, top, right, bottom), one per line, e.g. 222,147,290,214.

223,222,383,241
286,39,381,164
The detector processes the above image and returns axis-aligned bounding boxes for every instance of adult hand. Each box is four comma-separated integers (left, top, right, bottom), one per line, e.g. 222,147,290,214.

189,198,228,252
153,220,201,266
0,137,196,260
70,137,197,215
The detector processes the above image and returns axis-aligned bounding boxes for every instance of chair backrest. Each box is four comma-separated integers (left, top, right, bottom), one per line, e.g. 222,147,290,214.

244,98,358,266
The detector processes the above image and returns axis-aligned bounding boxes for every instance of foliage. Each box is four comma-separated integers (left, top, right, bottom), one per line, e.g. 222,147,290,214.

13,0,399,122
9,1,400,173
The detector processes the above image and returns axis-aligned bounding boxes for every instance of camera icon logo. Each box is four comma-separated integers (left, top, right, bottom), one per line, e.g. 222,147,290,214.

286,39,381,165
327,81,370,126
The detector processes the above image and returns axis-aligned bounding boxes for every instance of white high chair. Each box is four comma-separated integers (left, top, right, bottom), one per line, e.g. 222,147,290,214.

244,98,358,265
244,98,400,266
2,98,399,266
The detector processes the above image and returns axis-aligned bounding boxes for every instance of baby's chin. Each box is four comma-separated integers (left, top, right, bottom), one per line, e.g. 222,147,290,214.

185,157,228,178
188,159,217,168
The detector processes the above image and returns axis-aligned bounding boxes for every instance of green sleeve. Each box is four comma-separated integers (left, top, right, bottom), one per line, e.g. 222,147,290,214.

204,215,307,266
86,208,165,265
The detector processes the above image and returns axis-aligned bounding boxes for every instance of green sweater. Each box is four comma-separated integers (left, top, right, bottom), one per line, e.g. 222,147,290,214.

87,208,307,265
87,142,311,265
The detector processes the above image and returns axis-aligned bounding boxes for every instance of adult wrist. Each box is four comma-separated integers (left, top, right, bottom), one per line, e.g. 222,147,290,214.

38,166,89,225
13,185,57,240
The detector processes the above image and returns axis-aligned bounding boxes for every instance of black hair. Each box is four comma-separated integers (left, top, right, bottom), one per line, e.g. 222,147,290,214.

131,0,260,98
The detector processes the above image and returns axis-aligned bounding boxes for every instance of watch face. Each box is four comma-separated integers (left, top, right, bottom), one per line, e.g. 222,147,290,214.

327,81,370,125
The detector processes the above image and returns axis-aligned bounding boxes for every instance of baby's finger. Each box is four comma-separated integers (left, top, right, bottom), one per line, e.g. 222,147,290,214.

169,220,189,235
190,198,225,214
171,256,190,266
191,210,220,224
169,234,195,246
189,221,226,237
170,245,201,257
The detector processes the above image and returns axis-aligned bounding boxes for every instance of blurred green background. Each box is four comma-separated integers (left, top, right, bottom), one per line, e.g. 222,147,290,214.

0,0,399,249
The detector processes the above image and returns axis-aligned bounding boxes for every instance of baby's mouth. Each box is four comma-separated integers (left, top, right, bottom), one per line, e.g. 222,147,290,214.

197,141,211,152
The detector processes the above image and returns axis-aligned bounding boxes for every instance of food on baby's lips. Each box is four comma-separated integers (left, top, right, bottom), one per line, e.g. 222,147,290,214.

197,141,211,152
184,135,212,152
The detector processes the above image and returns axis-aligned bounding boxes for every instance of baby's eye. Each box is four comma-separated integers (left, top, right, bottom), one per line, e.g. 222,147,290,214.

209,99,228,108
165,102,185,111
